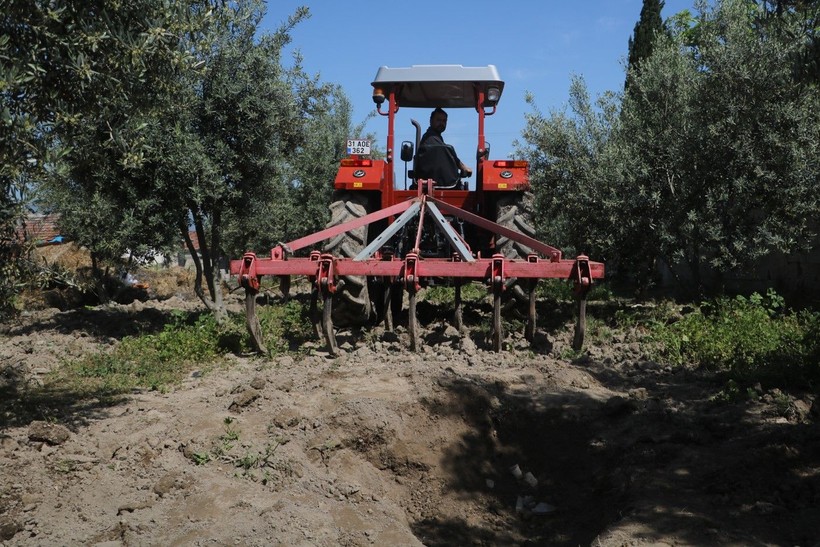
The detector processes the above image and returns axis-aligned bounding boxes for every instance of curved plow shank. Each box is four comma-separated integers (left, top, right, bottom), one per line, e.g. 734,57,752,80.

571,255,593,351
491,289,503,352
382,279,395,331
404,252,421,352
490,255,504,352
244,288,267,355
408,290,420,352
525,279,537,343
453,280,464,332
309,285,321,338
322,290,339,356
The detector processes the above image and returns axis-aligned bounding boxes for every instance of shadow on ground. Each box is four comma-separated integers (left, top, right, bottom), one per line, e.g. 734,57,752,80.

411,361,820,546
1,306,181,431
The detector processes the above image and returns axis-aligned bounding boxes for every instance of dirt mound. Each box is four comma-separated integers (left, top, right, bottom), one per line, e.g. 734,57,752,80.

1,292,819,546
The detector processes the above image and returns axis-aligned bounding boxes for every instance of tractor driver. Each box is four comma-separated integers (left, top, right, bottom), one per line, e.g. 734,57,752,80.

420,108,473,178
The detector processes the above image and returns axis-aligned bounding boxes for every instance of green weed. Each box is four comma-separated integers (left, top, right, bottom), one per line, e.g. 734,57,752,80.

650,289,820,390
48,300,317,395
537,279,614,302
53,310,236,395
221,417,240,441
211,417,241,458
256,299,314,353
421,281,487,304
191,451,211,465
585,315,613,343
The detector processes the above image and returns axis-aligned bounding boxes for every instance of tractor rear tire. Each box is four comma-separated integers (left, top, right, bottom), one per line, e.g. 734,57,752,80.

323,191,372,327
495,191,536,302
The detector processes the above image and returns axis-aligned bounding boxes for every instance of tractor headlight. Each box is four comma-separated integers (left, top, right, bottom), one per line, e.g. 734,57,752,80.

486,86,500,104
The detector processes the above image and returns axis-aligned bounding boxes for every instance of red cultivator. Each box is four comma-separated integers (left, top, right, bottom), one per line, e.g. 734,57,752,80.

229,65,604,354
231,180,603,355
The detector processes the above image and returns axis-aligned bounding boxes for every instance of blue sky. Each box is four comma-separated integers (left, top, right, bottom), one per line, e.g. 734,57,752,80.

261,0,695,160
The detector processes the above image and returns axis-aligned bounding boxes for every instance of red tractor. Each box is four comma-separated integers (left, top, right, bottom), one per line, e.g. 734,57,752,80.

231,65,604,354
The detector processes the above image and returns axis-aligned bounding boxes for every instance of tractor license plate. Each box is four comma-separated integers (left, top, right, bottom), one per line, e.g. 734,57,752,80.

346,139,371,155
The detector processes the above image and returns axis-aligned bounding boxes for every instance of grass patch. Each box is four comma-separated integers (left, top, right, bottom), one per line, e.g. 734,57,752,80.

49,295,316,397
537,278,614,302
50,296,317,395
421,281,487,304
649,289,820,390
53,310,233,395
256,298,315,353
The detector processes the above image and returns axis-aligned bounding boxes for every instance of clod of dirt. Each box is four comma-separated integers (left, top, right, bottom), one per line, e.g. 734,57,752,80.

27,421,70,446
229,388,260,412
509,463,523,479
152,471,193,497
0,435,16,453
603,395,639,417
271,408,302,429
249,375,267,390
0,516,23,541
116,499,153,515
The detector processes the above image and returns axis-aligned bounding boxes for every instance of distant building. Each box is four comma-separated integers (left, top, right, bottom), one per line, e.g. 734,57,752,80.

17,214,64,246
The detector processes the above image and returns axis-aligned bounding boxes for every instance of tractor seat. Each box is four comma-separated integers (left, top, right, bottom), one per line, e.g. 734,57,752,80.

413,144,463,190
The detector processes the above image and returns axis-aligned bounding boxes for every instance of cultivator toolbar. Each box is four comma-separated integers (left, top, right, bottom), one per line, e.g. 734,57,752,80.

229,182,604,356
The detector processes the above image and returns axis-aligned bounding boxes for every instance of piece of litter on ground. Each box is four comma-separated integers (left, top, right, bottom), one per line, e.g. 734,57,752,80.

523,471,538,488
532,502,556,515
510,464,523,479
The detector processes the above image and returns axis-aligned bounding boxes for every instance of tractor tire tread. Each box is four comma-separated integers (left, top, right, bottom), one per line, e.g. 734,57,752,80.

323,191,372,326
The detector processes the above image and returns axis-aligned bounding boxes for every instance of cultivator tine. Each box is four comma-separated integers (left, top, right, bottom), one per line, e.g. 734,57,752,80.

321,290,339,356
490,254,504,352
279,275,291,303
525,278,537,343
571,255,593,351
244,289,267,355
382,279,394,331
404,252,421,351
390,280,403,330
309,286,321,338
408,289,420,351
491,287,503,352
237,253,267,355
316,254,339,356
454,280,464,332
308,252,321,338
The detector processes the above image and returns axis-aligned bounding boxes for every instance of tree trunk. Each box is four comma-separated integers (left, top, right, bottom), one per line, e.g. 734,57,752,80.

182,223,227,324
90,251,110,304
192,211,216,301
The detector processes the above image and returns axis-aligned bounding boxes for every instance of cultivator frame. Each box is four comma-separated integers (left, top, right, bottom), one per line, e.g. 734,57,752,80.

229,180,604,355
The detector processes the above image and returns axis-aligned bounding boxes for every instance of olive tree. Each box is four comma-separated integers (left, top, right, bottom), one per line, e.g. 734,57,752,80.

621,0,820,290
519,0,820,294
2,0,215,308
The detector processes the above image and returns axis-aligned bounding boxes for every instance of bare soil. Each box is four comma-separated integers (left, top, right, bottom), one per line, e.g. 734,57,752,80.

1,273,819,546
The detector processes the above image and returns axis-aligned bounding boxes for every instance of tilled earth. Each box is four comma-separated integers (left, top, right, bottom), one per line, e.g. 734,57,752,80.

1,291,819,546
